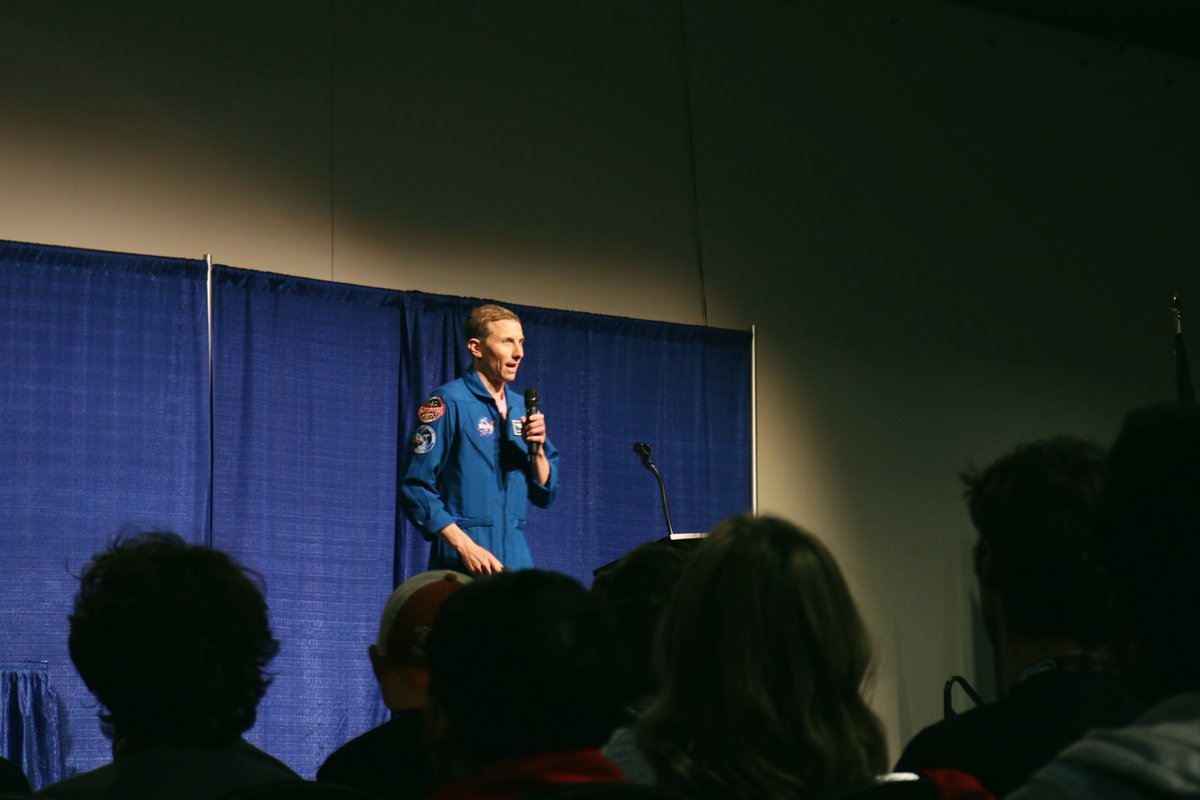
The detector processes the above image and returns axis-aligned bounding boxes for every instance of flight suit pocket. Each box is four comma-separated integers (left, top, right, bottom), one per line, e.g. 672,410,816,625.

454,516,494,530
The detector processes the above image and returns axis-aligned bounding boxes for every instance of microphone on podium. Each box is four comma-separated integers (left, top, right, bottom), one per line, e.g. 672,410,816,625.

633,441,674,537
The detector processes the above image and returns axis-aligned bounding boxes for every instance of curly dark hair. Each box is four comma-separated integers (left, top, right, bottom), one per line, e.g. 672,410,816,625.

67,532,279,747
962,436,1108,645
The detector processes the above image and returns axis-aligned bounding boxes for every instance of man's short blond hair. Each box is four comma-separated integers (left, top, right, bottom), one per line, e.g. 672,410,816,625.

464,304,521,342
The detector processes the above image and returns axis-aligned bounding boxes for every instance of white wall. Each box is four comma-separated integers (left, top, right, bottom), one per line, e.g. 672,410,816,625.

3,0,1198,758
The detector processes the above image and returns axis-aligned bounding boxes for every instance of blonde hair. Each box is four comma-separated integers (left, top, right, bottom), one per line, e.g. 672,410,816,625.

463,304,520,342
639,514,887,799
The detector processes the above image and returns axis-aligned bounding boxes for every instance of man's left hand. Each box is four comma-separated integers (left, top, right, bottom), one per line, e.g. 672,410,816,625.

521,412,546,447
521,412,551,485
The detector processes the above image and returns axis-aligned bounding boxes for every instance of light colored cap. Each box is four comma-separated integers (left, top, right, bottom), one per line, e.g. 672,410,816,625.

375,570,471,664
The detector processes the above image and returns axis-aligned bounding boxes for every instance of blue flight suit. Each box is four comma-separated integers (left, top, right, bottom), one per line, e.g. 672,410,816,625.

400,370,559,571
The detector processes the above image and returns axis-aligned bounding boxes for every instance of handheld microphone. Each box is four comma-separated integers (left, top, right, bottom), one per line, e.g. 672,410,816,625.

524,387,541,456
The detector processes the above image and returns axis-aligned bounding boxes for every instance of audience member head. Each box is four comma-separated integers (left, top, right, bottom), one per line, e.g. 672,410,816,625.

424,569,634,774
639,514,886,799
590,540,692,699
963,436,1108,649
68,531,278,749
1094,404,1200,703
369,570,470,711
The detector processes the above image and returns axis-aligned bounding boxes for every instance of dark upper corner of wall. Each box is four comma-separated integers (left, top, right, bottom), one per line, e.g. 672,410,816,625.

948,0,1200,62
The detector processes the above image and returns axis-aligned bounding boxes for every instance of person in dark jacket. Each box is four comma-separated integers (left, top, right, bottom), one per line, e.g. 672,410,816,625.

1012,405,1200,798
317,569,470,799
36,532,299,800
896,437,1142,795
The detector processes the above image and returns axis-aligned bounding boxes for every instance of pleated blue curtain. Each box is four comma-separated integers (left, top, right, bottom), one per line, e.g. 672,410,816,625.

393,293,477,580
512,302,752,572
209,267,403,775
1,664,62,788
525,299,748,568
0,242,209,784
1,245,751,784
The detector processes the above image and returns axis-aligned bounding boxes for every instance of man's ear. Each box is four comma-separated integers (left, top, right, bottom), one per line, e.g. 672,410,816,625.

466,338,482,360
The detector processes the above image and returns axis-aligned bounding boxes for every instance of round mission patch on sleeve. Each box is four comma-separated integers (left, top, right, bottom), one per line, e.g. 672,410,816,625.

418,396,445,423
412,425,436,454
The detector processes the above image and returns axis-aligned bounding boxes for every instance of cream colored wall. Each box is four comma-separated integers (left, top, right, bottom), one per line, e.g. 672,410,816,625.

3,0,1198,759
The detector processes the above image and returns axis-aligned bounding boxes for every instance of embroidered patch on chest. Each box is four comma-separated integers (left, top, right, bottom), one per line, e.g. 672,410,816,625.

417,396,445,423
476,417,495,436
511,417,523,438
412,425,436,454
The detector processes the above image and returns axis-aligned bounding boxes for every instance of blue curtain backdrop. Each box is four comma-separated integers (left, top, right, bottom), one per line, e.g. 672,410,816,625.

1,663,62,789
0,242,210,785
210,267,402,776
0,245,751,784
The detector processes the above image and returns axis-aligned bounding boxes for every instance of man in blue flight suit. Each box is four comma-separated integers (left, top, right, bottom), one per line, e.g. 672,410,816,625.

401,304,559,574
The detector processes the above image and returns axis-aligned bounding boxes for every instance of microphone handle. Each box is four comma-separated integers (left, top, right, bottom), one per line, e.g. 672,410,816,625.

526,400,541,457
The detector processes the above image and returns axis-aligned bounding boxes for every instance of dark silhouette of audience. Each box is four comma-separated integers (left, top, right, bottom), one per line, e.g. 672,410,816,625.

0,756,31,795
317,570,470,799
895,436,1142,794
638,514,888,799
35,532,299,800
16,405,1200,800
1012,405,1200,798
421,569,637,800
591,541,693,785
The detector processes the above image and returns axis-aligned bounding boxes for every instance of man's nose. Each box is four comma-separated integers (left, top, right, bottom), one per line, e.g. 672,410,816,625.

513,343,523,359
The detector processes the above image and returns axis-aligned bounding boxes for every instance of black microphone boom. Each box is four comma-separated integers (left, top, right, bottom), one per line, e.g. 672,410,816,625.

524,387,541,456
633,441,674,537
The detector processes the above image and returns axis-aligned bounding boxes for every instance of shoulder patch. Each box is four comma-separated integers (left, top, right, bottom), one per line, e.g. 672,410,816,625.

418,396,445,423
412,424,437,455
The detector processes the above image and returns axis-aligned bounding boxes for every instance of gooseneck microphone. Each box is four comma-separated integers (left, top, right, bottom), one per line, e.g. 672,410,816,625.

633,441,674,537
524,387,541,456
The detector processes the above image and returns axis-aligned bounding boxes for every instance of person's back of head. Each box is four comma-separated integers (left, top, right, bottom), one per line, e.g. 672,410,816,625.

369,570,471,711
1094,404,1200,703
964,436,1108,647
591,541,692,700
68,531,278,749
639,514,886,799
424,569,635,770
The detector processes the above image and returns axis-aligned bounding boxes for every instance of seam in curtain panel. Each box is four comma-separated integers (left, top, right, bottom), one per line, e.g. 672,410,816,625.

206,254,215,547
